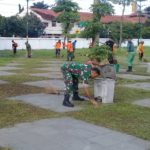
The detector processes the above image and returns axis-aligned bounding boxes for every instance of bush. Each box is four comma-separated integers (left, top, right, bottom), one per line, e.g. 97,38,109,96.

88,44,111,62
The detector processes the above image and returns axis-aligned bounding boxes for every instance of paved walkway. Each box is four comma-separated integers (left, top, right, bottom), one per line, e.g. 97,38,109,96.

8,93,81,113
0,117,149,150
123,82,150,91
133,99,150,108
1,60,150,150
117,74,150,80
0,80,8,84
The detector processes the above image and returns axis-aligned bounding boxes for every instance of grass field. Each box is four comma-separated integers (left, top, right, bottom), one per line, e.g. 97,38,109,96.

0,47,150,140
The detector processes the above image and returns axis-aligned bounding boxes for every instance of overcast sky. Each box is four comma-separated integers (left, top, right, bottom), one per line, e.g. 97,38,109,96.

0,0,149,17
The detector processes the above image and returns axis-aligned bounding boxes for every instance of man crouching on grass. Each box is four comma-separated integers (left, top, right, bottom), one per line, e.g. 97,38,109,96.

61,62,100,107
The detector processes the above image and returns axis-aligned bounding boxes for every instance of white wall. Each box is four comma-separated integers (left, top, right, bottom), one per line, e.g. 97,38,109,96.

0,37,150,50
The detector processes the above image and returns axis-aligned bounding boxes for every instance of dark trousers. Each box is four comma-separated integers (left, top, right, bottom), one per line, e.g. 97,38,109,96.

13,48,17,54
56,49,60,57
139,52,144,61
72,75,79,93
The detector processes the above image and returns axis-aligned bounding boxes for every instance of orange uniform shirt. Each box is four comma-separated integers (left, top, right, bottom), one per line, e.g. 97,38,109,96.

67,42,73,52
137,43,144,53
55,42,61,49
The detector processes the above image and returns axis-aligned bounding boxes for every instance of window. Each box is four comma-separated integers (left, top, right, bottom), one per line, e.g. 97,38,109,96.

52,20,56,27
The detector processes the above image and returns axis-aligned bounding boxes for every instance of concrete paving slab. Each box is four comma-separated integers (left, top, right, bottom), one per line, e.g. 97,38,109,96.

139,63,148,68
23,79,88,90
43,64,62,67
124,82,150,90
23,80,65,90
0,117,149,150
6,63,23,66
0,71,16,76
8,93,81,113
42,61,64,64
30,73,63,79
35,67,61,72
0,80,8,84
133,99,150,108
117,74,150,80
0,66,22,71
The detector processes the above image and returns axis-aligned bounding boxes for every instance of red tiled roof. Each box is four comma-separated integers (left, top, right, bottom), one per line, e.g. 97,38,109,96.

31,8,58,20
79,12,93,21
31,8,147,24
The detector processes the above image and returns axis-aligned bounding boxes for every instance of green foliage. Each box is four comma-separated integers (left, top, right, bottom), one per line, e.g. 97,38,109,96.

52,0,80,12
56,11,79,34
141,26,150,38
88,44,111,62
91,2,114,19
23,13,45,37
52,0,80,40
0,15,6,36
31,1,49,9
84,0,114,45
5,16,25,37
140,19,150,38
81,21,103,39
0,14,45,37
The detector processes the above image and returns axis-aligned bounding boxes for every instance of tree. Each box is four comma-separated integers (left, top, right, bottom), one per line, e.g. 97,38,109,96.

52,0,80,44
91,0,114,45
80,21,103,42
0,15,6,36
107,22,139,44
31,1,49,9
0,14,45,37
23,13,46,37
141,19,150,38
5,16,26,37
109,0,133,47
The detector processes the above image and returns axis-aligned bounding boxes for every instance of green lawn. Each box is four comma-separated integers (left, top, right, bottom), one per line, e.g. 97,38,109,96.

0,147,10,150
0,48,150,141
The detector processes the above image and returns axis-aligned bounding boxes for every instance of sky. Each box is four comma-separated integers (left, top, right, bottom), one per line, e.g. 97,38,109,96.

0,0,149,17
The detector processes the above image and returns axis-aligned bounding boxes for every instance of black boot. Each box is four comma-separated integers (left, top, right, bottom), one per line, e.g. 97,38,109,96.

72,92,85,101
63,94,74,107
127,66,132,72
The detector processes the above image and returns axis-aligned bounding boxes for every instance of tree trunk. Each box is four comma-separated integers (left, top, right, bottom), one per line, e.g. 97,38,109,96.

119,3,125,48
93,0,101,46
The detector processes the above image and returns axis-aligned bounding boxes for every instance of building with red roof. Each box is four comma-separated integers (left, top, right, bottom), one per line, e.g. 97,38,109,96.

30,8,147,38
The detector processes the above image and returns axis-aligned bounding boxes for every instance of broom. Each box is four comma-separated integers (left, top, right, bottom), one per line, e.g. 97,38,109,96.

45,85,60,95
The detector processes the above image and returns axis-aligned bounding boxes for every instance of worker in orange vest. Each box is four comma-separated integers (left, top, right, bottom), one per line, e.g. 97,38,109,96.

55,40,61,58
137,41,144,61
67,40,73,61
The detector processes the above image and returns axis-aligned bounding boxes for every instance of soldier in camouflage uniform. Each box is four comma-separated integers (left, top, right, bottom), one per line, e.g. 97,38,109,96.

61,62,100,107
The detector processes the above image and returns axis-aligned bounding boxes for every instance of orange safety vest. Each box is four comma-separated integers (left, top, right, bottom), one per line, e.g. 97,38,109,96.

67,42,73,52
137,43,144,53
55,42,61,49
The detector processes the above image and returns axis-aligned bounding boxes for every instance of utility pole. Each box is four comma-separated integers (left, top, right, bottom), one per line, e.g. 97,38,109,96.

137,0,142,45
26,0,29,42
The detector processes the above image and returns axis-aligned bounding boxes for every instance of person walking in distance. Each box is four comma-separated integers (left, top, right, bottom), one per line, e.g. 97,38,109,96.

12,40,18,55
105,38,115,64
55,40,61,58
126,39,135,72
67,40,73,61
25,41,32,58
137,41,144,62
72,40,77,59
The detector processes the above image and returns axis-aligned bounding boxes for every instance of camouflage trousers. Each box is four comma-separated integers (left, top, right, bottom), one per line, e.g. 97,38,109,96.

61,68,78,95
